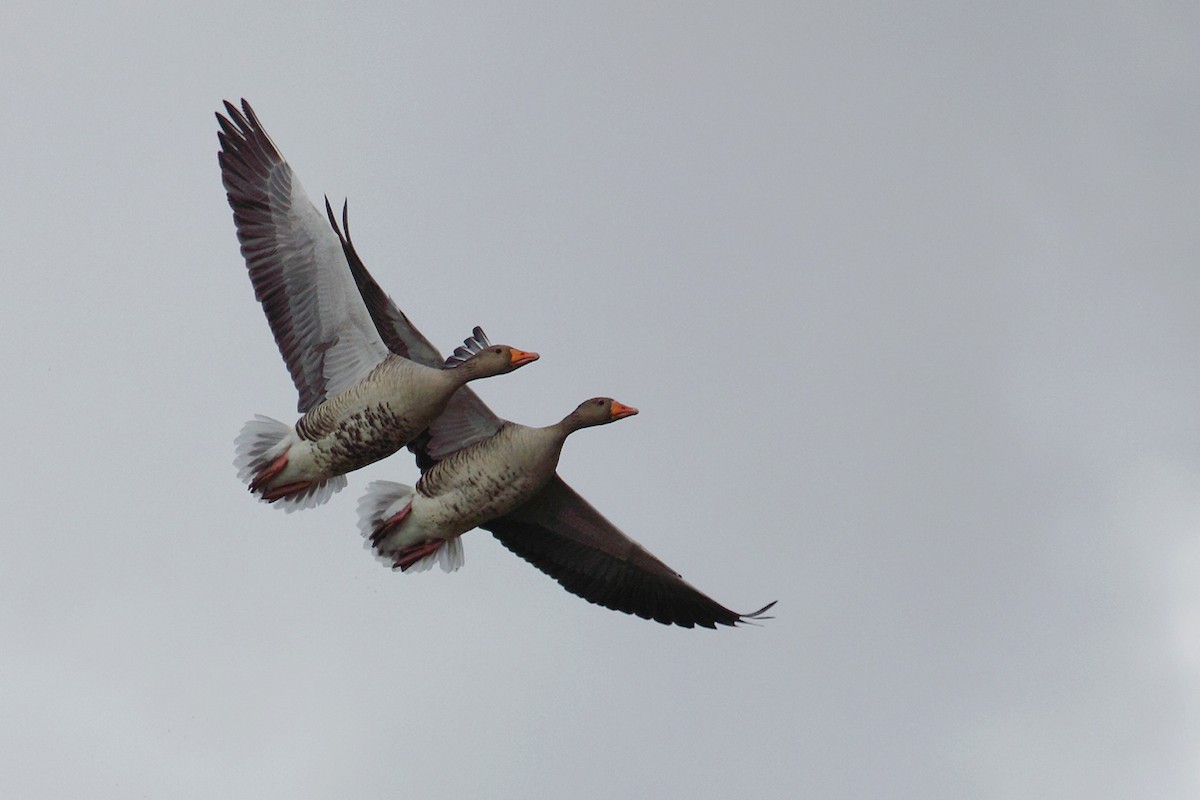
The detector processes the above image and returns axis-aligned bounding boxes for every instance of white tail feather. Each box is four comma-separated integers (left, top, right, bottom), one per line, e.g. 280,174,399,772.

234,415,345,511
405,536,465,573
234,415,291,483
357,481,464,572
439,536,465,572
357,481,414,542
272,475,347,513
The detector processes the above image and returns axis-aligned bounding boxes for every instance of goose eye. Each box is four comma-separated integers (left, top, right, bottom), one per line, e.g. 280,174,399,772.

493,347,502,354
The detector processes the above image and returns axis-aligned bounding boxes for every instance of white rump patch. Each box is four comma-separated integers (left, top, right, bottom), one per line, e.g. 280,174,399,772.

443,326,490,368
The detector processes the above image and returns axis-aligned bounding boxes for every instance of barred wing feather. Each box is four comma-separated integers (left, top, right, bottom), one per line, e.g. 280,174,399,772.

217,99,389,413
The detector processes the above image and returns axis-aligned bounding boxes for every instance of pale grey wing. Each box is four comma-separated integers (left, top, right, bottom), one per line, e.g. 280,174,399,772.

217,100,389,413
322,206,507,465
404,383,505,470
481,476,777,629
420,387,505,462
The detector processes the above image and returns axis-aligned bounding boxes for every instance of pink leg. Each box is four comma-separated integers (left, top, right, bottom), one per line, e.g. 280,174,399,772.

369,502,412,547
249,451,289,493
382,503,412,530
263,481,313,502
394,539,445,572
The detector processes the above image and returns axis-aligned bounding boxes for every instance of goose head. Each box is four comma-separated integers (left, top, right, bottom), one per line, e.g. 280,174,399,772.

458,344,540,379
565,397,639,430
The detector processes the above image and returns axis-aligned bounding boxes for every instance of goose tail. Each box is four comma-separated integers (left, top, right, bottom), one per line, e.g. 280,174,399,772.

233,415,345,511
357,481,464,573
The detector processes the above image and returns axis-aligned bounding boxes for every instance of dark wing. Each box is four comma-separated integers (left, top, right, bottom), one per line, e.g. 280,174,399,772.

217,99,389,413
482,476,776,629
323,198,506,464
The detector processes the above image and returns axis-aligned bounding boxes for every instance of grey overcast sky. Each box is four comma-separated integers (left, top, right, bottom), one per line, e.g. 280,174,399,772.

2,2,1198,798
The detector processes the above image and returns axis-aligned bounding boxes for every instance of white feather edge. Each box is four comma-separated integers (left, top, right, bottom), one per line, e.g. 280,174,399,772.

443,326,491,368
234,415,292,482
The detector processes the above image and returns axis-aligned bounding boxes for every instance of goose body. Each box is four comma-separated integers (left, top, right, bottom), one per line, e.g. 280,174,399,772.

401,423,564,542
360,401,635,569
234,341,536,509
217,100,537,509
346,232,777,628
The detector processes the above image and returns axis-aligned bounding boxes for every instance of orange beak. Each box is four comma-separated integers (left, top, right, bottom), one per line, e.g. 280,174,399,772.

509,348,540,366
610,400,638,420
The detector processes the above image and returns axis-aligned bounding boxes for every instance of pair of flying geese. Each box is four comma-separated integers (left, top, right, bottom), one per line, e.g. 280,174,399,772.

217,99,774,629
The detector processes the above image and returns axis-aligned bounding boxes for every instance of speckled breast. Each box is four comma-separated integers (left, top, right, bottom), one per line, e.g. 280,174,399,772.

317,403,419,474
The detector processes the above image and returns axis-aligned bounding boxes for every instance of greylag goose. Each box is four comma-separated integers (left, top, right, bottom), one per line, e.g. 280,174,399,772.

217,100,539,510
336,219,774,630
358,397,639,572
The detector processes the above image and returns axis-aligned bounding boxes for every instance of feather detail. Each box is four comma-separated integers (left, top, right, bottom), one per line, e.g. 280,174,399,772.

217,99,389,413
443,326,491,369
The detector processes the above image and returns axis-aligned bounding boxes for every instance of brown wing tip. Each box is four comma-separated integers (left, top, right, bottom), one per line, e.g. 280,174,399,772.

217,99,251,136
215,98,283,167
736,600,777,625
323,196,355,248
238,98,262,129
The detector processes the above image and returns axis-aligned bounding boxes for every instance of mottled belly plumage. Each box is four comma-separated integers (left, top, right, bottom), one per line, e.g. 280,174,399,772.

285,354,454,478
413,425,557,537
297,402,420,475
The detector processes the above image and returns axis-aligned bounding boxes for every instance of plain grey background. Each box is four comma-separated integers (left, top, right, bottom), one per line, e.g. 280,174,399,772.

2,2,1197,798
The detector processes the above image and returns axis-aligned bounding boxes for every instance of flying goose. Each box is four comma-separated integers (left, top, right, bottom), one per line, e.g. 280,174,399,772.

358,397,640,572
332,201,775,629
217,101,538,510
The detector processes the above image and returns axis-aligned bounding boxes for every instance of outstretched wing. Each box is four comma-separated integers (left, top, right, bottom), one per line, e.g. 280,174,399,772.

416,388,506,464
217,99,389,413
324,199,506,464
483,476,776,629
322,198,446,369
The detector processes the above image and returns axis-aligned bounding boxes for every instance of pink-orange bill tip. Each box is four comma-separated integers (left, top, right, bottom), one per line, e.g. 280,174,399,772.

510,349,540,366
610,401,638,419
